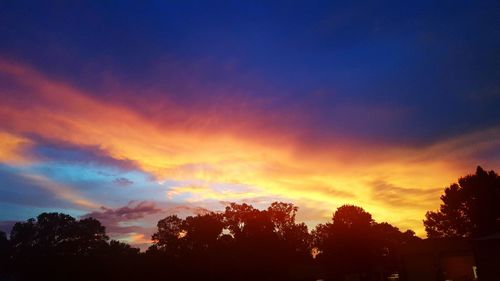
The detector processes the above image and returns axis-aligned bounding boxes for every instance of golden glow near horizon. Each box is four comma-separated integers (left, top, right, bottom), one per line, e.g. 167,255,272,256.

1,60,499,236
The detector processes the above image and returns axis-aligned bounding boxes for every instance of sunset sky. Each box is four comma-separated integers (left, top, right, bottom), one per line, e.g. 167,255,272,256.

0,1,499,248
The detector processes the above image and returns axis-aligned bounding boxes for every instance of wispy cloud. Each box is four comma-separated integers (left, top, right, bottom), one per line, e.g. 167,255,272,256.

21,173,100,209
370,180,442,209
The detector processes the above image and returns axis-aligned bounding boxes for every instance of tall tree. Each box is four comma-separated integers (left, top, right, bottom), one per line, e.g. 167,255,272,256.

267,202,311,262
267,202,298,235
223,203,269,239
182,212,224,251
313,205,417,280
151,215,184,254
313,205,375,279
150,212,225,256
424,166,500,238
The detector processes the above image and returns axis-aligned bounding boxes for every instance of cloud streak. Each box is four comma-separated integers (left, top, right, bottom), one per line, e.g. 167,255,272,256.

21,173,100,209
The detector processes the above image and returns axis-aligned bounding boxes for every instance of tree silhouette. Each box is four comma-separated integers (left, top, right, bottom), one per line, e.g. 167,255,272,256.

223,202,272,239
108,239,140,255
6,212,142,281
424,166,500,238
314,205,375,279
313,205,418,280
268,202,298,234
0,231,8,252
10,213,108,257
0,231,10,279
2,202,426,281
183,212,224,251
148,202,313,280
151,214,184,254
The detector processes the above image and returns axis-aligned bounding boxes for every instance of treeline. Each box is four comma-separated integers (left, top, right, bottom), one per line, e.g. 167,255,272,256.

0,203,417,281
0,166,498,281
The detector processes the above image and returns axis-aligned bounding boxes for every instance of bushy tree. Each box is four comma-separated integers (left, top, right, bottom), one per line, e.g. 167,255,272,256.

183,212,224,251
10,213,108,257
151,214,184,254
149,202,313,280
313,205,418,279
7,213,119,281
424,166,500,238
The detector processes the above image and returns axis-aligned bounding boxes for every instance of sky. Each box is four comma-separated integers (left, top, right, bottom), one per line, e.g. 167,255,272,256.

0,1,499,248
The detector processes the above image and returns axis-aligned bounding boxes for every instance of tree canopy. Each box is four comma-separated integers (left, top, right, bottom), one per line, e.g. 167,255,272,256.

312,205,418,279
424,166,500,238
5,212,140,281
9,213,109,257
148,202,312,280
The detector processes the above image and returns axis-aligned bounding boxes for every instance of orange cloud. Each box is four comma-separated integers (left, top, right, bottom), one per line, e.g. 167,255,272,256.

0,131,33,164
1,59,498,236
115,232,154,249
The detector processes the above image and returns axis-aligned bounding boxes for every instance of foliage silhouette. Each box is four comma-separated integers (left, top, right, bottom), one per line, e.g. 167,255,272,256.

424,166,500,238
0,202,419,281
147,202,313,280
5,212,140,281
313,205,419,280
10,213,108,257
